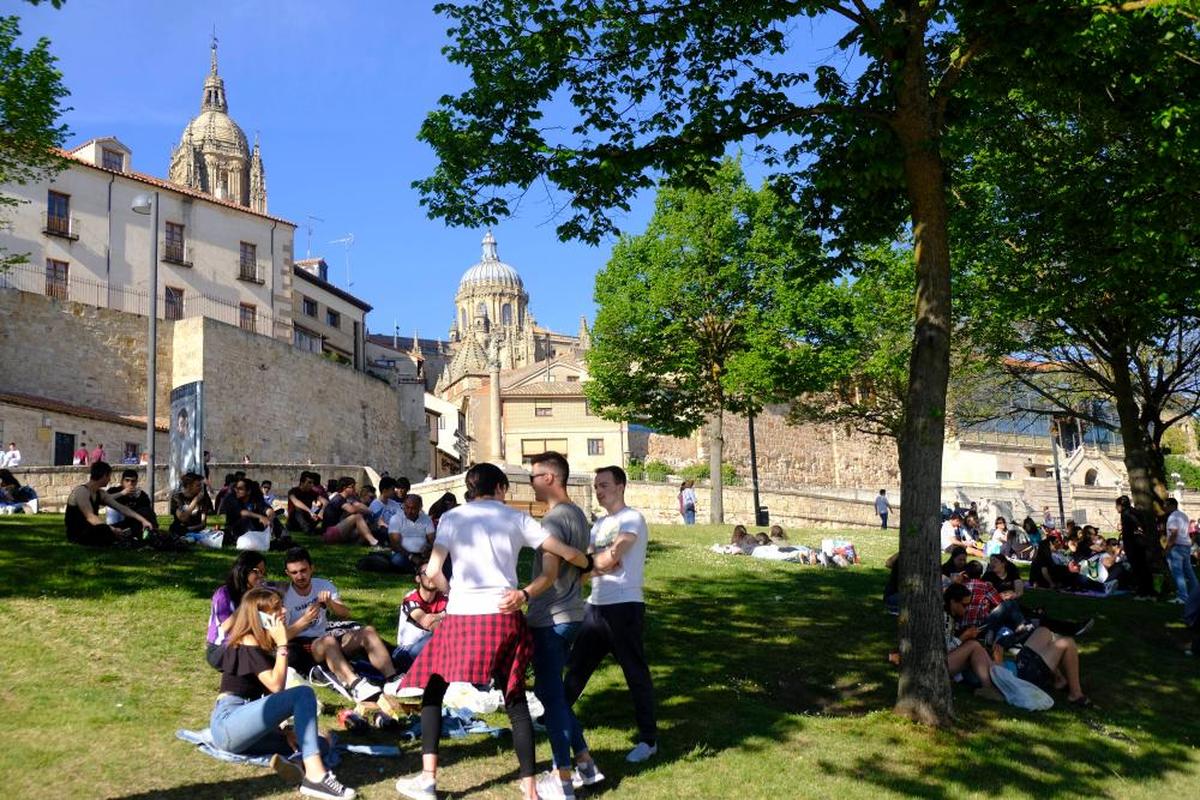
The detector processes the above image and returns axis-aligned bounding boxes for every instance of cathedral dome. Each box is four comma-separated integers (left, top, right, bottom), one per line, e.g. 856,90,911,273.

458,231,523,292
179,108,249,158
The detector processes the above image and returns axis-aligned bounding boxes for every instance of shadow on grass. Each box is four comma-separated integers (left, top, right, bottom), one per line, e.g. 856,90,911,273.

106,773,281,800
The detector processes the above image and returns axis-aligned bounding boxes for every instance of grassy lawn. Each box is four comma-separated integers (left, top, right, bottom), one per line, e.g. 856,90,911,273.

1,515,1197,799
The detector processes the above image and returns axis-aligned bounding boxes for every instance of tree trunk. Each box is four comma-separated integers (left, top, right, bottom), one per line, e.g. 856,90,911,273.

1109,351,1168,564
891,66,955,725
708,410,725,523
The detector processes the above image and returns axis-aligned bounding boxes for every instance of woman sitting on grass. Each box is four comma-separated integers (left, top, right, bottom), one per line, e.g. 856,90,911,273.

209,587,355,799
206,550,270,668
942,584,1004,702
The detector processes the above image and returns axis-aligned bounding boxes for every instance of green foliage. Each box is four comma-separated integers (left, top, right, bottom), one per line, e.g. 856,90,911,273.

678,461,739,487
625,456,647,481
1165,455,1200,491
644,460,673,483
1162,426,1191,457
0,13,69,269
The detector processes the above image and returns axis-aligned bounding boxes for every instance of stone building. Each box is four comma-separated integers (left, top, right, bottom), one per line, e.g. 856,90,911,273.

293,258,370,370
168,38,267,213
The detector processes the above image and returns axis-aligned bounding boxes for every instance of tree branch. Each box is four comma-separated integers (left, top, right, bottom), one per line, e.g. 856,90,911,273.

934,36,988,127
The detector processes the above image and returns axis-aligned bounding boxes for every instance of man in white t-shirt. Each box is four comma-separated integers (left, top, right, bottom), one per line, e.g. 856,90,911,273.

388,494,436,571
0,442,20,468
875,489,891,529
564,465,658,765
1164,498,1198,605
282,546,401,703
940,513,964,552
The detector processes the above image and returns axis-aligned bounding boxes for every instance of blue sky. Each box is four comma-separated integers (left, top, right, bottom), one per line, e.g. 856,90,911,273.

14,1,850,341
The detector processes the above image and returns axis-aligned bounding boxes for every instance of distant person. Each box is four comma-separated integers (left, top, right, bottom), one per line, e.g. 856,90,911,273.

1165,498,1198,605
220,478,275,548
678,480,697,525
1116,495,1154,598
261,480,278,509
0,469,37,513
65,461,156,546
0,441,21,468
321,477,383,547
875,489,891,529
388,494,435,571
427,492,458,530
72,441,90,466
90,442,107,464
368,476,403,530
169,472,213,535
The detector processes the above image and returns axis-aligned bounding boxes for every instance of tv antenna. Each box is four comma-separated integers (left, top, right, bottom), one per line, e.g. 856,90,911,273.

304,215,325,258
329,233,355,287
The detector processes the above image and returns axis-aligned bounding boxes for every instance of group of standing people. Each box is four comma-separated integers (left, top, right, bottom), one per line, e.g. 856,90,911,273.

201,456,658,800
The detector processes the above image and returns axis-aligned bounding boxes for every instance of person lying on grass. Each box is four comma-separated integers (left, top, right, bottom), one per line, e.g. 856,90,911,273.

208,587,355,799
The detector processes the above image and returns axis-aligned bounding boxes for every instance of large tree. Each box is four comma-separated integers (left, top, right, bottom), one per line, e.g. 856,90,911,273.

0,12,69,269
955,6,1200,541
585,158,827,522
415,0,1169,724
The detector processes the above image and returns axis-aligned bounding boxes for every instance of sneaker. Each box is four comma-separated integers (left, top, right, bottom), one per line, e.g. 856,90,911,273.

570,762,605,789
350,677,382,704
395,773,437,800
1074,618,1095,638
536,771,576,799
625,742,657,763
1168,597,1186,605
270,753,303,784
382,674,405,696
300,771,356,799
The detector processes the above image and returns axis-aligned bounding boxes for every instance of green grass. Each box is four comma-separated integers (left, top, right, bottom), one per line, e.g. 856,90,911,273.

1,516,1198,799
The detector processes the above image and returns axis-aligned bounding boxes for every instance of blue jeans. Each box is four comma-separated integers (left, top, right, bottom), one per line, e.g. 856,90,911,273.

880,513,888,529
1167,546,1199,604
391,634,432,673
532,622,588,769
683,508,696,525
210,686,322,759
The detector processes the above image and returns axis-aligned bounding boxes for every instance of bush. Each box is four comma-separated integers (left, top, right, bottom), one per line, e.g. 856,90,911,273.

1164,454,1200,490
644,460,673,482
677,462,739,486
626,457,647,481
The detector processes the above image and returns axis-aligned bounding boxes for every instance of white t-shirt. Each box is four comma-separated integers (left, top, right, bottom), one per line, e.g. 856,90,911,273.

369,497,402,527
875,495,890,514
940,520,960,551
434,500,548,615
283,577,340,639
1167,509,1191,548
588,505,648,605
0,449,19,468
389,511,435,553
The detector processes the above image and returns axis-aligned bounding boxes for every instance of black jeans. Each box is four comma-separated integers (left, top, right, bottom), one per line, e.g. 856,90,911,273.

564,602,657,746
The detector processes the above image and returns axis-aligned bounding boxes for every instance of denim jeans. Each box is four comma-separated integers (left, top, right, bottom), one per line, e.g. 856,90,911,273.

531,622,588,769
683,508,696,525
210,686,322,759
391,634,432,673
1166,546,1199,604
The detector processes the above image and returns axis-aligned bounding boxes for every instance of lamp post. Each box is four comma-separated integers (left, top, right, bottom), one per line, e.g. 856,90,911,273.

131,192,159,503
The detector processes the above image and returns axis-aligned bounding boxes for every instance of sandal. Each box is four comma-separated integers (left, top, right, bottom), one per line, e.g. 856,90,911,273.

1068,695,1093,708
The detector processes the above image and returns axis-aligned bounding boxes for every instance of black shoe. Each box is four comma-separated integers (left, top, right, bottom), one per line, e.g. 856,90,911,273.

300,771,356,799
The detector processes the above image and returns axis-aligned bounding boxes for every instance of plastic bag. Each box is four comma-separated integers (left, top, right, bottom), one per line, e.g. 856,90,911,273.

236,528,271,552
990,663,1054,711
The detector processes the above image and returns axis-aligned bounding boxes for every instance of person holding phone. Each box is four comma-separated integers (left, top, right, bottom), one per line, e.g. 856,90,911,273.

208,587,355,799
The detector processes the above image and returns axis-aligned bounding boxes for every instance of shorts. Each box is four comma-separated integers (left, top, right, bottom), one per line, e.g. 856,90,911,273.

1016,647,1055,692
322,522,355,544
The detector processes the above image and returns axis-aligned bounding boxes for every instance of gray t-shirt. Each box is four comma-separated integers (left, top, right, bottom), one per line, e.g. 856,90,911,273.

526,502,590,627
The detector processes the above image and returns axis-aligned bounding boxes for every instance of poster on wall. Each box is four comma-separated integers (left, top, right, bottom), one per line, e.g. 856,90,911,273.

169,381,204,491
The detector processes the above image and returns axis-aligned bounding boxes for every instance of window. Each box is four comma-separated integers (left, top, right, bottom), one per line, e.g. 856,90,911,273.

521,438,569,464
239,303,256,333
326,309,341,328
238,242,259,282
294,326,322,353
995,471,1013,481
588,438,605,456
46,190,72,237
535,405,553,417
45,258,68,300
459,308,467,330
164,286,184,320
164,222,186,263
123,442,139,462
102,148,124,171
502,303,513,325
438,415,446,430
566,375,579,382
301,296,317,317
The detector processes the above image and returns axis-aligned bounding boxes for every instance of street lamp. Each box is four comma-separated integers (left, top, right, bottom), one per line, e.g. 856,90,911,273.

131,192,159,504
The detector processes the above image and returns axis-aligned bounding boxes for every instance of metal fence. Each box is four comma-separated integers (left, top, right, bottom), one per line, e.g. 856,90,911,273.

0,260,279,333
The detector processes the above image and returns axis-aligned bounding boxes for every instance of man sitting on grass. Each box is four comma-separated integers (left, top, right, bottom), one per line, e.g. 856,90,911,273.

105,468,156,537
65,461,157,546
287,471,327,535
322,477,383,547
388,493,435,571
281,547,401,703
169,472,213,535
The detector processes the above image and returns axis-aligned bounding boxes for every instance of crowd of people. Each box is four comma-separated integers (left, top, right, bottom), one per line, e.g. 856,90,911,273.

173,457,657,800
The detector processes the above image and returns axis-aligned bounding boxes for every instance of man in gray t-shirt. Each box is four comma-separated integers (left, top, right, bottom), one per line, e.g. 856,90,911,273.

524,452,605,795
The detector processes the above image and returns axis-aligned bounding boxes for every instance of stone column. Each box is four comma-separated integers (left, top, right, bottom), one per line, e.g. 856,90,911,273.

489,361,502,462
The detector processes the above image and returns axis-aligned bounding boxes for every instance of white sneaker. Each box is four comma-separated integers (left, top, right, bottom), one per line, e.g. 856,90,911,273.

382,674,405,696
395,773,437,800
350,678,382,704
625,742,657,763
535,771,576,799
570,762,606,789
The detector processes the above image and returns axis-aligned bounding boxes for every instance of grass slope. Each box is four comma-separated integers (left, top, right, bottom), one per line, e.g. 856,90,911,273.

0,516,1197,799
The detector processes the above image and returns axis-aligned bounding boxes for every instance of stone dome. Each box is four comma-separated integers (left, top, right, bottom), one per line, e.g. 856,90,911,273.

458,231,523,291
179,108,249,158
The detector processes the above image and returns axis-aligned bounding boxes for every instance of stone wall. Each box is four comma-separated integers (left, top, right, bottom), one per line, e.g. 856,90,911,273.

0,400,169,468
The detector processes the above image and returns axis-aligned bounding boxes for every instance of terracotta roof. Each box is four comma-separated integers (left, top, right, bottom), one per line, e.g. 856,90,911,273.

57,147,296,226
0,391,169,432
293,266,373,312
503,381,586,397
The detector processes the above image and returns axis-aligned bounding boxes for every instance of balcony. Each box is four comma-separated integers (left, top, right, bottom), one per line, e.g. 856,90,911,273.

162,242,193,267
237,260,264,284
42,212,79,241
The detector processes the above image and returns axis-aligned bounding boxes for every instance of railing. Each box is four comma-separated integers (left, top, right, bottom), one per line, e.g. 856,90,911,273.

42,211,79,240
0,260,278,332
162,241,193,266
238,260,264,283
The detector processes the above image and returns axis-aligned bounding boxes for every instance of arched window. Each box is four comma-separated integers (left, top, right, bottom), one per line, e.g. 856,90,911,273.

1084,468,1098,486
502,303,513,325
460,308,467,330
476,302,487,319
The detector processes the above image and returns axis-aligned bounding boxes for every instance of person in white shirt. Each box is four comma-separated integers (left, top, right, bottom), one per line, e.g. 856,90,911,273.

281,547,401,704
874,489,891,529
564,465,659,766
394,462,591,800
1164,498,1198,604
940,513,963,552
387,494,435,572
0,442,20,468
